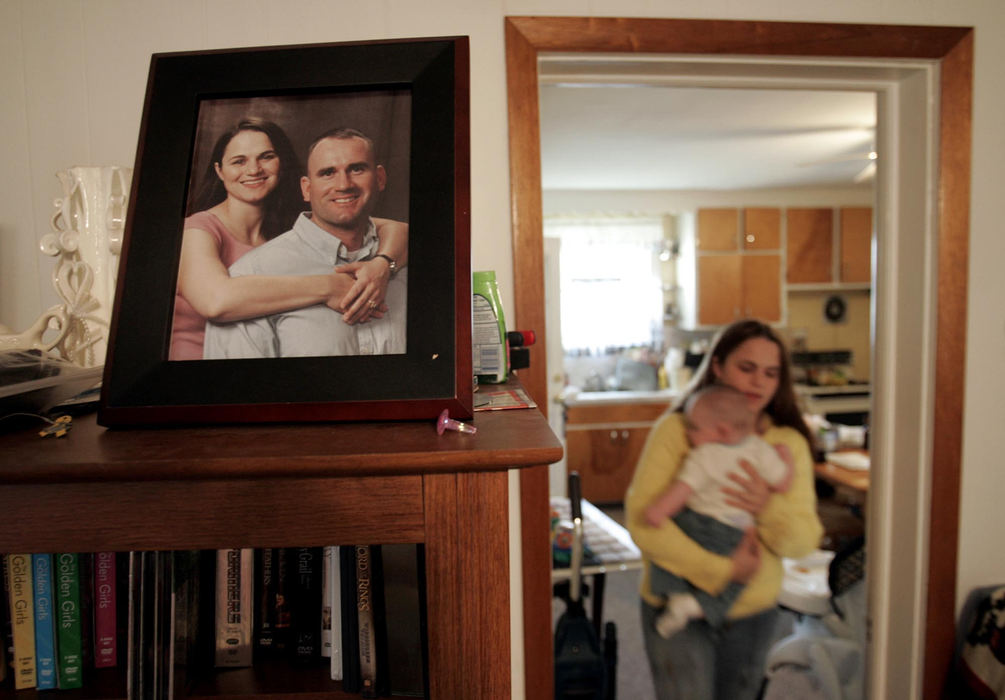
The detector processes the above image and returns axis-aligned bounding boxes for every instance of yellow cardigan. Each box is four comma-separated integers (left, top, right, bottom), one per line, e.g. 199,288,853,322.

625,411,823,618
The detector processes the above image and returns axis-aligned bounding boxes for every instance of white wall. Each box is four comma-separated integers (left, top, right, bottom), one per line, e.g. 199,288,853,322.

3,0,1004,695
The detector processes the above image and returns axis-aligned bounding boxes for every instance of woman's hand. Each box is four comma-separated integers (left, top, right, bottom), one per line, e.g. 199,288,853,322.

325,292,387,321
721,460,772,516
644,503,667,528
730,527,761,583
333,257,392,324
324,268,387,322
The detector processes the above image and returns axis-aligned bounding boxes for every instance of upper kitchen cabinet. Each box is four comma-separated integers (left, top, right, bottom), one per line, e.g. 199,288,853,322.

696,207,781,251
743,207,781,250
840,206,873,284
787,207,833,283
697,208,740,251
786,206,873,289
697,254,742,324
681,205,871,328
698,254,781,325
693,207,782,326
742,254,782,319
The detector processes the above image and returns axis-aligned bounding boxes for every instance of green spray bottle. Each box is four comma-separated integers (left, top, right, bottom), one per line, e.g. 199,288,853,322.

472,270,508,383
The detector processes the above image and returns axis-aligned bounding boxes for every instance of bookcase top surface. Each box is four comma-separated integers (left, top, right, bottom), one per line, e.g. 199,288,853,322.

0,403,562,485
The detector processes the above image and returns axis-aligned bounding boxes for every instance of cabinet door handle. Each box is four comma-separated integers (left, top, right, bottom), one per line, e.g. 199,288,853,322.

621,430,630,440
609,430,619,442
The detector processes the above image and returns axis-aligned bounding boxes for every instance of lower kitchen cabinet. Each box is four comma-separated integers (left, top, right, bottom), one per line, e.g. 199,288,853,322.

565,400,672,504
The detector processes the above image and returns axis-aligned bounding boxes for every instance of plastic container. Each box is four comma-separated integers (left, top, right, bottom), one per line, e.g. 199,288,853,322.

472,270,508,383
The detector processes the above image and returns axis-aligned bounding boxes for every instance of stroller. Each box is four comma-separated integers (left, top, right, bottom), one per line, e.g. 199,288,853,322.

554,472,617,700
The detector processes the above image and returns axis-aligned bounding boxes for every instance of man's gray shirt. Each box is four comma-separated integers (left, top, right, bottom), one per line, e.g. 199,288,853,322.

203,213,407,359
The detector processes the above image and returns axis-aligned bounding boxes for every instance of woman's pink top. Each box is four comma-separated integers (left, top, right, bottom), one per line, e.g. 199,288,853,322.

168,211,255,361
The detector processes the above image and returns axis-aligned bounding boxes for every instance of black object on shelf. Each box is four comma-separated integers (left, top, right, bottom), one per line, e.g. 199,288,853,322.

508,330,535,370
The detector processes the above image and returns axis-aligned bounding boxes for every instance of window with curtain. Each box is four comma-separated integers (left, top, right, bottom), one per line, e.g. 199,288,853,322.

545,216,666,354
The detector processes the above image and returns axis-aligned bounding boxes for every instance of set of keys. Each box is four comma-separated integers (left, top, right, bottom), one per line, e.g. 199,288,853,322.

38,414,72,438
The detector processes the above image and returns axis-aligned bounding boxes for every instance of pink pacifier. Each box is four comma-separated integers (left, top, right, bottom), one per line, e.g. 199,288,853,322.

436,409,477,435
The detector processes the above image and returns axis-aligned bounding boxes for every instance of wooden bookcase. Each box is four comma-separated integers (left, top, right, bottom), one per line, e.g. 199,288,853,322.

0,405,562,699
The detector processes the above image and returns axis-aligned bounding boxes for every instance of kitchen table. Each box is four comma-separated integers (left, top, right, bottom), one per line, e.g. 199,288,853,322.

815,449,870,507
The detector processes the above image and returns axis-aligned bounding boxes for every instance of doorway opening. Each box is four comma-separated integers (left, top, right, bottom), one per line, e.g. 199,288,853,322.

506,16,971,700
540,76,878,700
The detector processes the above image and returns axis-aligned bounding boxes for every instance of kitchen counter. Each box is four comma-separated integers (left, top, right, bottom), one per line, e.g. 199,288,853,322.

795,383,871,396
795,382,871,418
565,384,869,407
562,388,679,408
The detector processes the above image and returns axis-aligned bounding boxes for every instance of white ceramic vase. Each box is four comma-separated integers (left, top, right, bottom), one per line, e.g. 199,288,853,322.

38,165,132,367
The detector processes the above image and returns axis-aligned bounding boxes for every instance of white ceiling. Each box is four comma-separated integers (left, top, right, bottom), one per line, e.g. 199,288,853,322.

539,84,877,191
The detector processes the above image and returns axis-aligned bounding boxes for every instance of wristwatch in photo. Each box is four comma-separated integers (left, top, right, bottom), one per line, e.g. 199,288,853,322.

375,253,398,276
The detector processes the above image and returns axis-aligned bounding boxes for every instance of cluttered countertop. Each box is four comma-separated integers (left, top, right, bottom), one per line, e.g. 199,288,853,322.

562,387,679,407
562,382,869,408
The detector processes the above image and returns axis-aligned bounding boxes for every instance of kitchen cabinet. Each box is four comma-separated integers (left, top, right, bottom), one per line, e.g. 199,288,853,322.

697,208,739,251
693,207,782,326
698,207,781,251
697,254,781,325
743,207,781,250
565,399,672,503
688,205,871,326
786,206,872,288
840,206,873,283
742,254,782,319
787,207,833,283
697,254,741,325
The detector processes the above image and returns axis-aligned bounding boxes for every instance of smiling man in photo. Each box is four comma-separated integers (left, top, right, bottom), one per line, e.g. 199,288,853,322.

204,127,407,359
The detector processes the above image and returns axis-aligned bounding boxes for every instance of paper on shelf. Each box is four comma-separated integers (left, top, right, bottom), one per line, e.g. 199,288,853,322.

474,386,537,411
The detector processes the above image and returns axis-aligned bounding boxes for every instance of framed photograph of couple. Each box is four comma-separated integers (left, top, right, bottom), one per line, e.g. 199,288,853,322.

98,36,472,426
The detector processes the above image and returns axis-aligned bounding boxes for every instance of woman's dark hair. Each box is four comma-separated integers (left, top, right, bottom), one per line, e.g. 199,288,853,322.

678,319,813,445
188,117,304,240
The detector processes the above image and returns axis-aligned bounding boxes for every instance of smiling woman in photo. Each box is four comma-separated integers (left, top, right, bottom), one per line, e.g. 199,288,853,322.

169,117,407,360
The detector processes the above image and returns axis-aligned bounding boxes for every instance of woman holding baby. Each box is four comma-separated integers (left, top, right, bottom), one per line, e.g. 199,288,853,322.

626,319,823,700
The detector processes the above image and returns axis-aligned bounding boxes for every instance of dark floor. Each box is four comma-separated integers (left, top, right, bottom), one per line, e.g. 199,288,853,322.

553,499,864,699
552,505,655,700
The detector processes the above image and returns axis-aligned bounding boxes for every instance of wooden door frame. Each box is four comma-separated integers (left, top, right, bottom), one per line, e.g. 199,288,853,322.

506,16,972,700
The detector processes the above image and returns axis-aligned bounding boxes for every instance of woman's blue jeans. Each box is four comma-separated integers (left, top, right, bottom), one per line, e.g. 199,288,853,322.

640,600,780,700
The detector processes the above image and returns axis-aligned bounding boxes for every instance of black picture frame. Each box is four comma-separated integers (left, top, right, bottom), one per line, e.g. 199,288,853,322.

98,36,471,426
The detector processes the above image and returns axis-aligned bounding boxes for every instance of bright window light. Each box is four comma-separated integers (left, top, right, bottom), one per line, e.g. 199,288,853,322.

545,216,665,354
